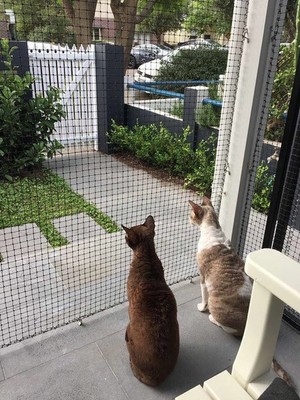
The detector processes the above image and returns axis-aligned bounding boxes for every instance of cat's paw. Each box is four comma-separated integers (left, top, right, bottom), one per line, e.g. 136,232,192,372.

197,302,208,312
209,314,220,326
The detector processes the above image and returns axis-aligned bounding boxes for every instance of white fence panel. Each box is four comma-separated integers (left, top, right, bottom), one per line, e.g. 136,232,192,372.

28,42,98,148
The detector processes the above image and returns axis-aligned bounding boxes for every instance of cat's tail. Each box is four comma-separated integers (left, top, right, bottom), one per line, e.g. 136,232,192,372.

272,358,294,388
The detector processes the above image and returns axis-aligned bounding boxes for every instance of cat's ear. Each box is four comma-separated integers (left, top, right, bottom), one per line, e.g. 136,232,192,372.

121,225,138,248
121,225,130,235
144,215,155,232
202,196,213,207
189,200,204,218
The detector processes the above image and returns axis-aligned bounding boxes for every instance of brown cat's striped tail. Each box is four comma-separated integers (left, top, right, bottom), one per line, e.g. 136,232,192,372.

272,358,294,388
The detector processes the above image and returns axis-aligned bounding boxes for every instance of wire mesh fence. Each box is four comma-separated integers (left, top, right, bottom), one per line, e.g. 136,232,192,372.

0,0,299,347
238,0,289,258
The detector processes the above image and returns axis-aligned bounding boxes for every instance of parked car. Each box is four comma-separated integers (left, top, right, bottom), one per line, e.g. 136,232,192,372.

129,43,172,68
134,46,192,84
134,42,227,85
177,38,224,49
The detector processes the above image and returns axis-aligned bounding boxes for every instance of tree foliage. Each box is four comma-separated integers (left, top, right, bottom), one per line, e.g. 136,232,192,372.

4,0,75,45
184,0,298,41
184,0,234,38
137,0,188,43
283,0,298,43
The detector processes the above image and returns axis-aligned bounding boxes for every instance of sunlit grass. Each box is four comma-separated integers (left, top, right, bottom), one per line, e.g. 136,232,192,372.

0,169,119,249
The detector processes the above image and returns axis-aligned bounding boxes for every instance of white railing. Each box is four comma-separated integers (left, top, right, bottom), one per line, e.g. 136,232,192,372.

28,42,98,148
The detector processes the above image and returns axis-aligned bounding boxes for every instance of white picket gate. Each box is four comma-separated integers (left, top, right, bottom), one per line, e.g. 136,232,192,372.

28,41,98,149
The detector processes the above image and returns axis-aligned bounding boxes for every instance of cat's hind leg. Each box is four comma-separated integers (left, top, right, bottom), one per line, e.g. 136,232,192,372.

208,314,238,334
197,281,208,312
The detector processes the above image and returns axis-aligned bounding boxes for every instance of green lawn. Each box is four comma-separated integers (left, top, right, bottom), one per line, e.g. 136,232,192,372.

0,169,119,248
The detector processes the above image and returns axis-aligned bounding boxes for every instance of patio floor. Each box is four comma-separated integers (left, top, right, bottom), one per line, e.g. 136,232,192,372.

0,277,299,400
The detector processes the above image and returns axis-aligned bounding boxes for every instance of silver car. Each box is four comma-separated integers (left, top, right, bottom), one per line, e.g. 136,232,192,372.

129,43,172,69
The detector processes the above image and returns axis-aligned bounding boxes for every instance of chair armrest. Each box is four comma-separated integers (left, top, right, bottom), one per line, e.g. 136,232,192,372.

232,249,300,392
245,249,300,313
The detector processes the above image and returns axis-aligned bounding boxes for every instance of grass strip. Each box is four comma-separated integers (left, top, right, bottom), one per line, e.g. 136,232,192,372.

0,169,119,249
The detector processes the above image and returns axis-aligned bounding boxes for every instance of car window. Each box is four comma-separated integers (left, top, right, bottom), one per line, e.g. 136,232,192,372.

156,44,171,51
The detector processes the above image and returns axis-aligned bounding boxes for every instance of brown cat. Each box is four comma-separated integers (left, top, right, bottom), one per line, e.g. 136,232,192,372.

189,197,252,337
122,216,179,386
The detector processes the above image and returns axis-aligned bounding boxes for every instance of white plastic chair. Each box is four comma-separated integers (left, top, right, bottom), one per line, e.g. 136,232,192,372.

176,249,300,400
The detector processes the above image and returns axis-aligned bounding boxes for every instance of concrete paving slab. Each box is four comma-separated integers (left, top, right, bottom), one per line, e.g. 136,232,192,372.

52,213,106,242
47,149,202,289
0,302,128,379
0,254,66,347
0,223,49,261
0,245,129,347
47,150,200,224
49,232,128,289
173,278,200,306
0,343,128,400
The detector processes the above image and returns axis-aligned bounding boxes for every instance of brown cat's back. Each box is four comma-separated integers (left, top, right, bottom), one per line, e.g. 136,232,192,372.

123,216,179,386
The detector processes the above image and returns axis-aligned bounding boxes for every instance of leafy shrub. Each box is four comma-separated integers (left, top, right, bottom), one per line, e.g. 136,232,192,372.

169,83,221,127
197,83,222,127
108,122,217,196
184,134,217,195
157,47,228,92
0,39,65,179
170,100,184,119
252,162,275,214
197,103,221,127
266,44,295,142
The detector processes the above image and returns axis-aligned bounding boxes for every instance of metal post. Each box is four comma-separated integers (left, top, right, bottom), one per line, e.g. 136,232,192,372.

183,85,209,147
95,43,124,154
0,41,30,76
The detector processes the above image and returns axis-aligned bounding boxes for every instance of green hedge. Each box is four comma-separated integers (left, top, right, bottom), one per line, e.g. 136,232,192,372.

108,122,217,196
157,47,228,92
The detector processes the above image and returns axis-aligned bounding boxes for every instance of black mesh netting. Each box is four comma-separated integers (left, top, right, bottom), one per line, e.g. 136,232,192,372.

1,0,298,346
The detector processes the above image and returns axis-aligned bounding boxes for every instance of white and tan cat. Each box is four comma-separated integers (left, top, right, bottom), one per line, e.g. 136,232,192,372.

189,197,294,386
189,197,253,336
